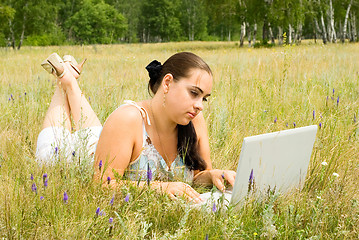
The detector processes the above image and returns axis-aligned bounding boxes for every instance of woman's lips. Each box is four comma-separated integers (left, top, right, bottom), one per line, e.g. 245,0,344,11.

187,112,196,118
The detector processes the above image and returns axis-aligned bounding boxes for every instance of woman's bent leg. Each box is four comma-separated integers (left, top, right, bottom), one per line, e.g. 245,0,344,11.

63,62,101,130
41,82,71,131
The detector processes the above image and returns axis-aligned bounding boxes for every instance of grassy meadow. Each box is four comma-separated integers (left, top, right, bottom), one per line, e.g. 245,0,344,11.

0,41,358,239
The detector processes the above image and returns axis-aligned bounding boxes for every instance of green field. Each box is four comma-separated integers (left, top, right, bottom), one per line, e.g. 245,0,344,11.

0,42,358,239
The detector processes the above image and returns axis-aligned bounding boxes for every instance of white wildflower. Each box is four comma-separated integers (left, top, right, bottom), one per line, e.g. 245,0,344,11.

321,161,328,166
332,172,339,177
316,196,322,200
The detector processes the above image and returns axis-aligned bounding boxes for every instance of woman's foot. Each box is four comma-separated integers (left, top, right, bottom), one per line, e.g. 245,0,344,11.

57,64,79,92
41,53,66,78
63,55,86,77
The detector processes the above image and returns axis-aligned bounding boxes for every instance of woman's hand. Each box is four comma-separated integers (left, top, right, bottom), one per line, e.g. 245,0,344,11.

209,169,236,191
194,169,236,192
152,181,203,203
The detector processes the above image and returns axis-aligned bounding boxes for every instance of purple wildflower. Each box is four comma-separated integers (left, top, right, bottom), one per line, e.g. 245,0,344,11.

286,123,288,127
319,122,322,129
99,210,105,216
293,122,296,128
24,92,27,96
313,110,315,120
40,196,44,200
30,173,34,180
109,217,113,224
354,114,356,123
212,202,217,212
8,98,10,101
221,173,225,179
43,173,47,179
44,178,48,188
337,96,339,106
63,191,68,203
96,207,100,216
147,163,152,185
110,196,115,206
274,117,277,123
333,88,335,95
249,169,254,184
99,160,103,171
124,194,130,202
107,176,111,184
72,151,76,157
55,147,58,154
205,234,209,240
10,94,14,100
31,183,37,194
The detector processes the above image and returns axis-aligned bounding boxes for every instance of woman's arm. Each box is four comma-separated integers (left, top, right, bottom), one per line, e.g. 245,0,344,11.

94,106,203,203
94,106,143,181
192,112,236,190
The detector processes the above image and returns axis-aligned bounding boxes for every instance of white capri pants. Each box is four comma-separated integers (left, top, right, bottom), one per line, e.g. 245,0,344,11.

35,126,102,164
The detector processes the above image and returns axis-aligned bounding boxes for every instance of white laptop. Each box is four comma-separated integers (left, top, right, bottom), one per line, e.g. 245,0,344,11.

200,125,318,206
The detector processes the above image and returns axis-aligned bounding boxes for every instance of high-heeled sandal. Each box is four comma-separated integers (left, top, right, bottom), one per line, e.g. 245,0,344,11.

41,53,66,78
63,55,87,75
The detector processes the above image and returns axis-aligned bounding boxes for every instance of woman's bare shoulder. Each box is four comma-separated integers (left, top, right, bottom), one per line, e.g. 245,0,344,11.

103,104,144,130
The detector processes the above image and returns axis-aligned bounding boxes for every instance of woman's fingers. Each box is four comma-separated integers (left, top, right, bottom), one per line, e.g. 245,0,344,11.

212,177,225,192
182,185,203,203
168,193,178,201
166,183,203,203
224,171,236,186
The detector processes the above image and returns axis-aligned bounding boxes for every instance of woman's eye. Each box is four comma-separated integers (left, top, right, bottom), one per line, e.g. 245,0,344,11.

203,97,208,102
191,91,198,96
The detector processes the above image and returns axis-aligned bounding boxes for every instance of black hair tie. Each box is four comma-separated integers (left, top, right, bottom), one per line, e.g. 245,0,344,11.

146,60,162,82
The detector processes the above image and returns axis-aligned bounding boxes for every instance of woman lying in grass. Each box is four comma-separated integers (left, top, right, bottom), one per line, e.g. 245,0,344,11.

37,52,236,203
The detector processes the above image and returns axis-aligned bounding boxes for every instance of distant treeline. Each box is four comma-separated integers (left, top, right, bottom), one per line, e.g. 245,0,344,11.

0,0,358,49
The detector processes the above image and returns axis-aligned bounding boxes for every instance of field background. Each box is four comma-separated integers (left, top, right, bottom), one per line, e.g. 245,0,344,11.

0,42,358,239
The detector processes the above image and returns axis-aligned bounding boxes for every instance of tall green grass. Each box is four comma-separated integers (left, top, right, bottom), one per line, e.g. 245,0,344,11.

0,42,358,239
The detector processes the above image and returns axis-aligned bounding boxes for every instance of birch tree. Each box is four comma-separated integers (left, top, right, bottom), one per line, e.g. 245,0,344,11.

180,0,207,40
342,0,353,43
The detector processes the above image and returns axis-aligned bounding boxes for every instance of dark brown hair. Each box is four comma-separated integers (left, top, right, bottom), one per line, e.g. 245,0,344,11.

147,52,212,171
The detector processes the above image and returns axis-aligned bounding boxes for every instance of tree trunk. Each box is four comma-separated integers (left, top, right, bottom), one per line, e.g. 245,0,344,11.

348,18,353,41
263,17,268,44
320,12,328,44
327,11,333,43
342,0,352,43
297,23,303,44
18,17,26,50
268,22,275,44
240,22,246,47
247,23,252,47
350,12,357,42
278,26,283,45
329,0,337,43
288,24,293,44
253,23,257,46
8,19,16,49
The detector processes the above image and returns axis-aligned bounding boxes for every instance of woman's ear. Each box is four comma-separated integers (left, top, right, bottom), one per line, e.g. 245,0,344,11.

162,73,173,93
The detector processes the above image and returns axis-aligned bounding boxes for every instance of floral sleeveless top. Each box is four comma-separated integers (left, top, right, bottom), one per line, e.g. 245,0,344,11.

122,100,193,183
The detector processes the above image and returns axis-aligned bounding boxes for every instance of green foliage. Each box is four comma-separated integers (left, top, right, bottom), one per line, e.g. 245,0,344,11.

24,30,67,46
66,0,127,44
0,0,359,46
139,0,182,42
0,3,15,30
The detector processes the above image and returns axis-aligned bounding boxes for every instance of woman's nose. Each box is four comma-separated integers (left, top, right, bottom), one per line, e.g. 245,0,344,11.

194,99,204,111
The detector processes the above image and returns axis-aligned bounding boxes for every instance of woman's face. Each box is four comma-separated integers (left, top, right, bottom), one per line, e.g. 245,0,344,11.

164,69,213,125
